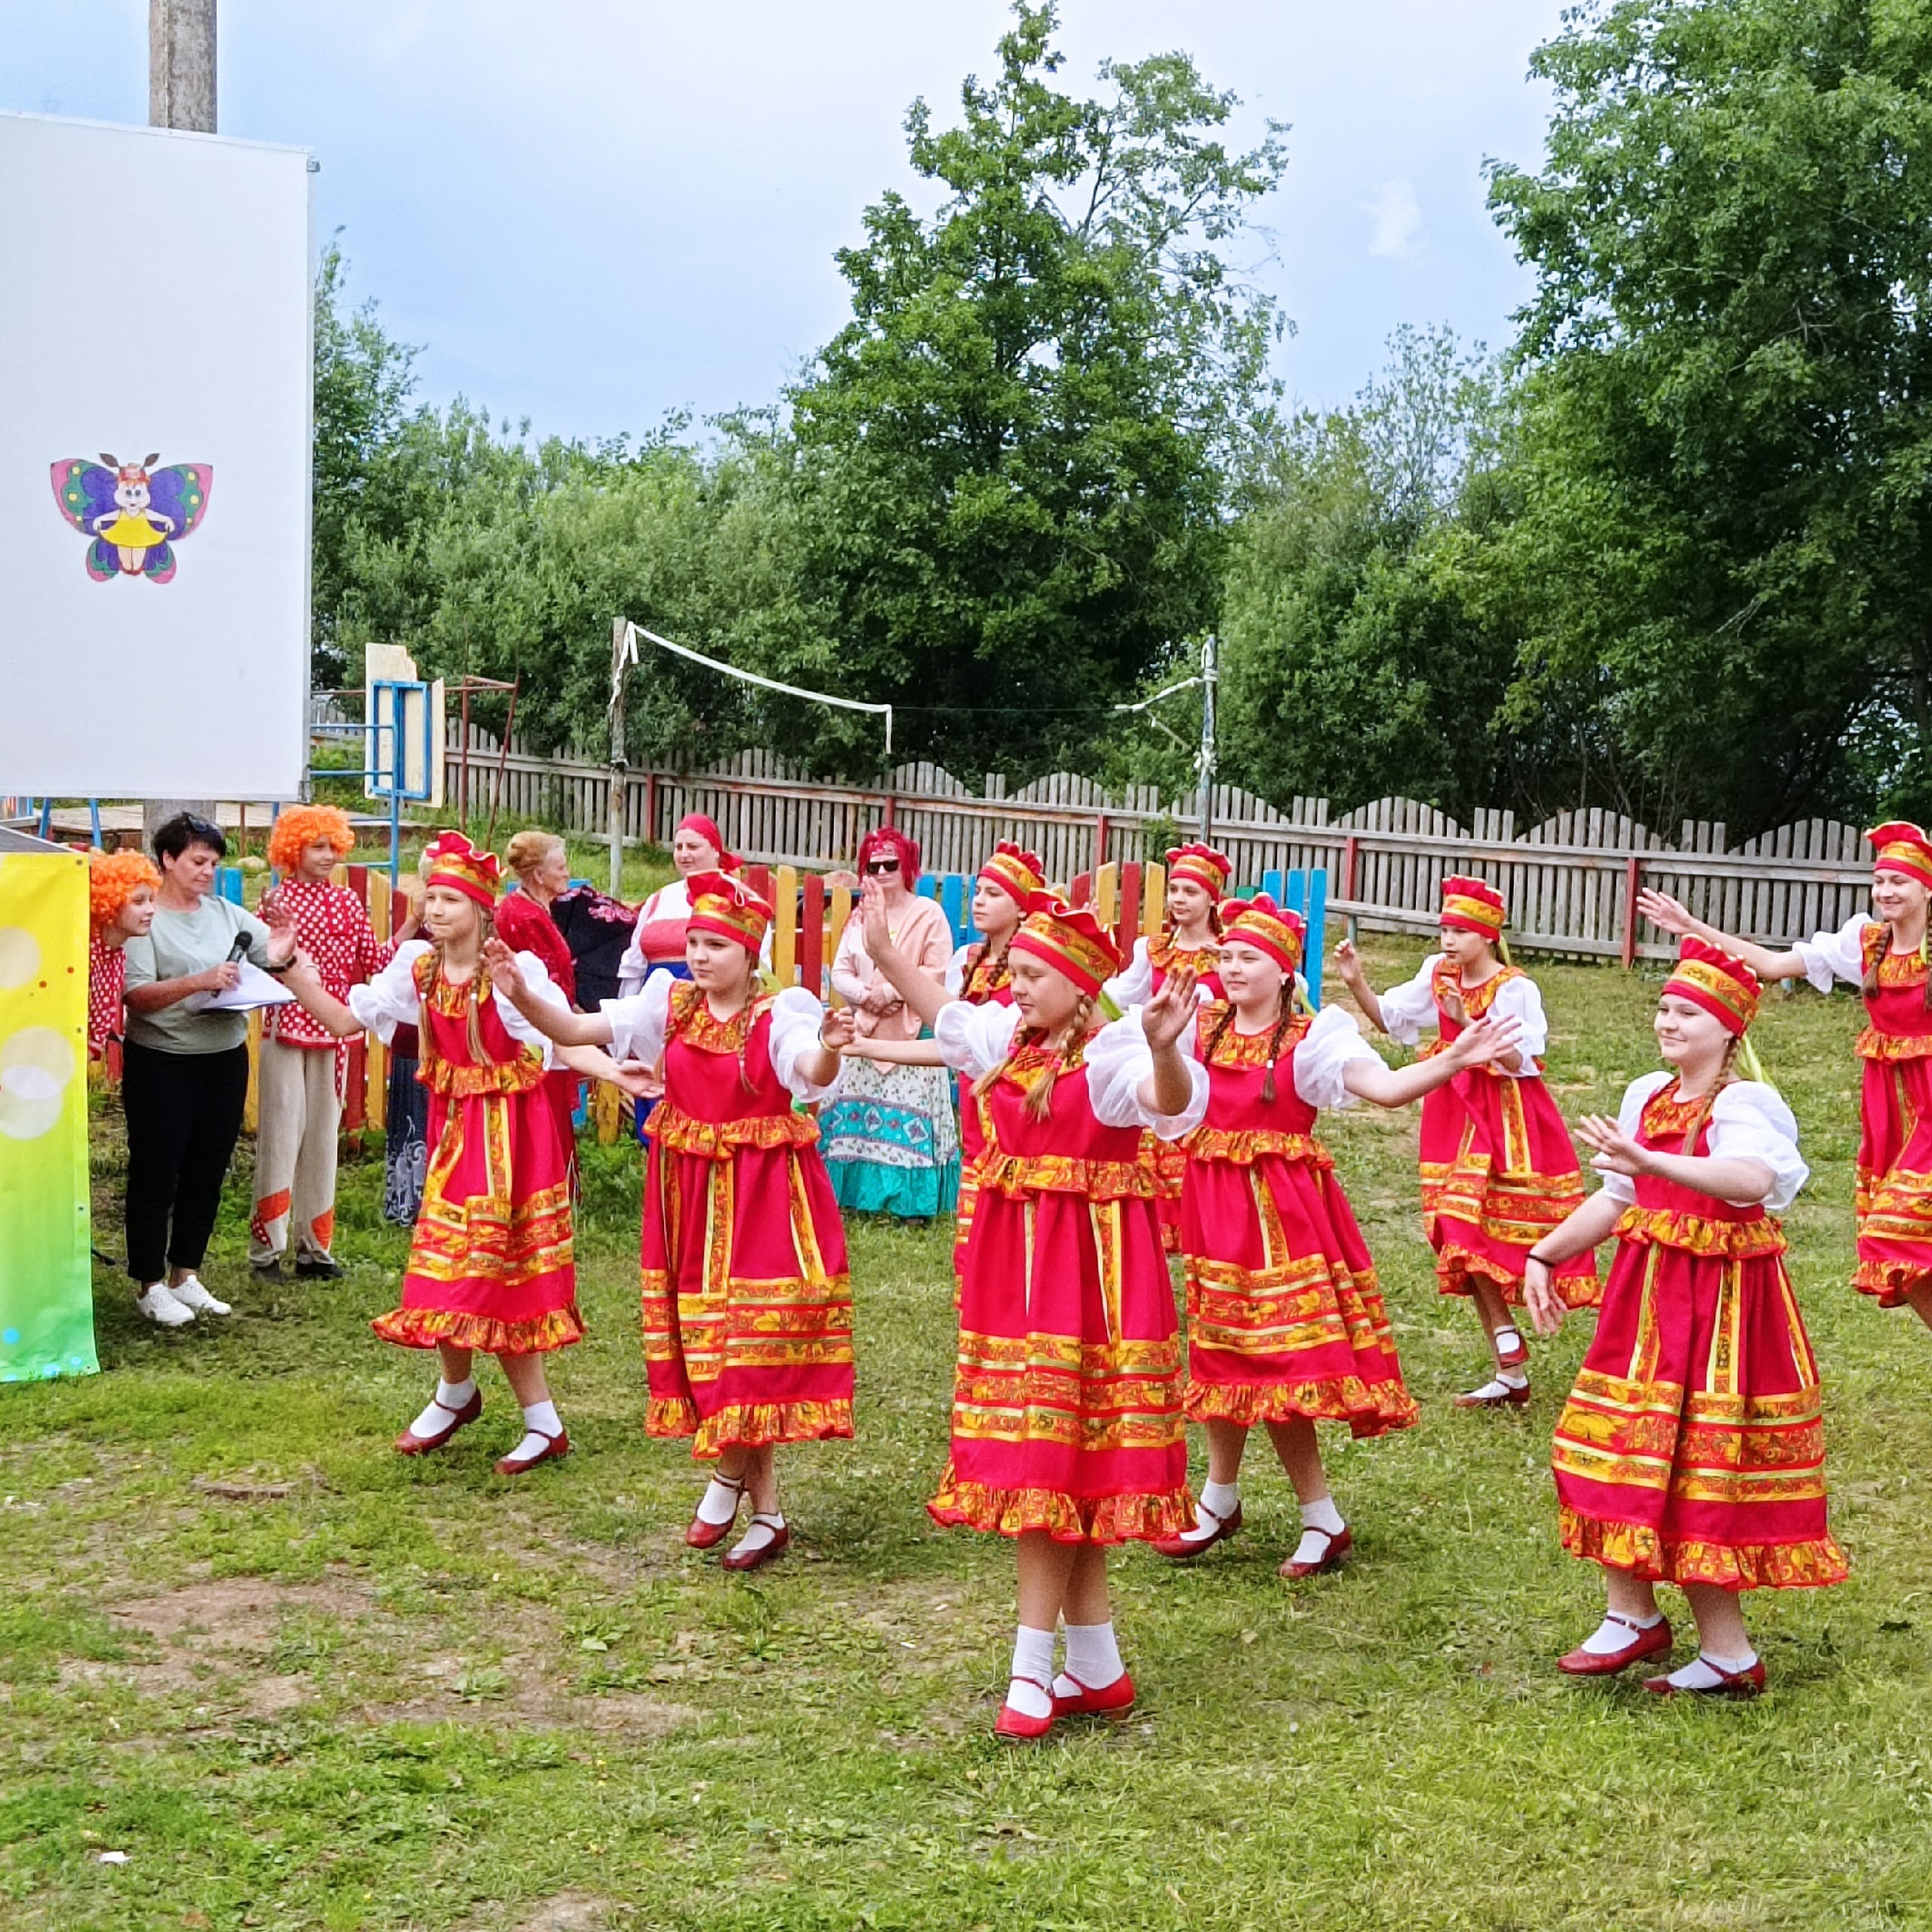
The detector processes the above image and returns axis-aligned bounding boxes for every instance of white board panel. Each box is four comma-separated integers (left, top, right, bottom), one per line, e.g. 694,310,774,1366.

0,112,312,801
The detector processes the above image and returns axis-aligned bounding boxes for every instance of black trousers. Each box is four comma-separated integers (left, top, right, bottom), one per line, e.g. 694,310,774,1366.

122,1041,252,1284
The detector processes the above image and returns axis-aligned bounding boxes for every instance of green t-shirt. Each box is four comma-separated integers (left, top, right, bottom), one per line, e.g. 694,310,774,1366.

122,896,274,1055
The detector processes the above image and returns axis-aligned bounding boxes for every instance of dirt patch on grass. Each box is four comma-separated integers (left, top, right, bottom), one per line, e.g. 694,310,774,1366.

505,1897,629,1932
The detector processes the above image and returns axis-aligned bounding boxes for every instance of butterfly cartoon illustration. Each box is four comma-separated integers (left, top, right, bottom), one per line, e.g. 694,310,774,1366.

49,453,214,583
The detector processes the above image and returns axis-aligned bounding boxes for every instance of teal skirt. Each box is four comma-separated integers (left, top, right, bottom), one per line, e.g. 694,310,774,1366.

820,1053,961,1222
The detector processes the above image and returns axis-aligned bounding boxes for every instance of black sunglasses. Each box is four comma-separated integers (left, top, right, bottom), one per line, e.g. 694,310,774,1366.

865,857,901,875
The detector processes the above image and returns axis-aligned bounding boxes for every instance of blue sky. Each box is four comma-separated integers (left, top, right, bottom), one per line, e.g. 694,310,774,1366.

3,1,1570,442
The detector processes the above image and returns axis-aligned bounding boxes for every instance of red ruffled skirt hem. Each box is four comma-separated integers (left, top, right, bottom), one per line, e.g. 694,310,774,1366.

1558,1506,1848,1592
1435,1236,1601,1309
645,1396,856,1455
1852,1254,1932,1308
1183,1376,1418,1438
371,1302,585,1355
926,1469,1194,1546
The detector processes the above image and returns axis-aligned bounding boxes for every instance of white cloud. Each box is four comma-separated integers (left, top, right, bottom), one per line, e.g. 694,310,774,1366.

1366,179,1423,261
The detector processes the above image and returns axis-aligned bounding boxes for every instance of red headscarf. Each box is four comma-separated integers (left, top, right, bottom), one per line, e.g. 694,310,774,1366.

676,813,740,874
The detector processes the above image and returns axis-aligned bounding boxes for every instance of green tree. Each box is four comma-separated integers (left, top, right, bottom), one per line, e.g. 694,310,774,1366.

1485,0,1932,829
783,0,1287,780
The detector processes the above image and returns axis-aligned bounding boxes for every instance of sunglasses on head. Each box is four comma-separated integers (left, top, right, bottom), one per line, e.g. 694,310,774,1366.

865,857,901,875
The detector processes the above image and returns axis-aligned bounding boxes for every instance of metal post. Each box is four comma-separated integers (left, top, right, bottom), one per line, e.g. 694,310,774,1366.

1195,632,1218,844
608,617,631,897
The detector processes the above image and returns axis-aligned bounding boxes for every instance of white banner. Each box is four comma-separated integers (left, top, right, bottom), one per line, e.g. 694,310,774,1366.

0,112,312,801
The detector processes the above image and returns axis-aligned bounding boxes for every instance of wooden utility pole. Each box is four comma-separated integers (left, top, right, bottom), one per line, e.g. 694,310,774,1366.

608,618,634,896
143,0,219,851
1195,632,1218,844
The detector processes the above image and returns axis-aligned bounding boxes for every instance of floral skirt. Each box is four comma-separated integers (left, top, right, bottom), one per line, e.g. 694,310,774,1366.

820,1053,961,1220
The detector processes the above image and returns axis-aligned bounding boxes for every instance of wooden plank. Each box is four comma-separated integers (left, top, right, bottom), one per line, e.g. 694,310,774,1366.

772,864,798,986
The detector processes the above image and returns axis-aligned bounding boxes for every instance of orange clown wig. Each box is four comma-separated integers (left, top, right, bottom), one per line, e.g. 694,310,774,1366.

88,848,161,931
268,804,356,874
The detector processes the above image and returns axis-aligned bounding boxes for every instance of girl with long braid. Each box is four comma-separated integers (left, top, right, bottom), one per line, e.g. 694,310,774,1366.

1640,822,1932,1327
1154,897,1523,1578
488,872,853,1571
1524,939,1846,1695
1335,875,1598,1407
861,881,1207,1742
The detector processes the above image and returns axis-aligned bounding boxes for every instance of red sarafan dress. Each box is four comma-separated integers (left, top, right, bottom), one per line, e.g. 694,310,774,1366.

1795,917,1932,1305
605,974,854,1459
946,941,1015,1276
1179,1004,1417,1436
928,1000,1206,1543
1372,955,1597,1309
1107,934,1224,1254
494,888,582,1171
349,942,581,1354
1552,1073,1847,1589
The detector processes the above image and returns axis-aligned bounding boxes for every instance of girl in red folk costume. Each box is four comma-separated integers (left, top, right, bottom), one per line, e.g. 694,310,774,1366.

1106,844,1229,1252
1525,940,1845,1695
498,830,586,1177
1641,823,1932,1326
87,848,159,1060
1336,876,1596,1407
489,871,853,1572
1155,897,1524,1577
863,884,1207,1743
283,832,614,1472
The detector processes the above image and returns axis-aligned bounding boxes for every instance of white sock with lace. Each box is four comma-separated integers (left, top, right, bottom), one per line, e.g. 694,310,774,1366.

1180,1478,1241,1542
696,1475,746,1527
1008,1624,1057,1719
1466,1370,1529,1400
505,1398,561,1463
1054,1620,1124,1697
729,1512,785,1560
1580,1609,1663,1656
1667,1649,1757,1690
407,1378,476,1441
1287,1496,1346,1567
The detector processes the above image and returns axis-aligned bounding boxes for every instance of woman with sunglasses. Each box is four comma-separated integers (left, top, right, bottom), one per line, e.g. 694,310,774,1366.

818,827,960,1223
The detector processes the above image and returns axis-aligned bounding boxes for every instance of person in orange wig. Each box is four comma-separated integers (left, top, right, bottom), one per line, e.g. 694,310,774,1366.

87,848,160,1060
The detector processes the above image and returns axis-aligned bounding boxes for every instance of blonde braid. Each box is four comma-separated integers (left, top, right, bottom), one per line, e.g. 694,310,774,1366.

1024,992,1097,1121
1259,981,1295,1106
1679,1034,1742,1155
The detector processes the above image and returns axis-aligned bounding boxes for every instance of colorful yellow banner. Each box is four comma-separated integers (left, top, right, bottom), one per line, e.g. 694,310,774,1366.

0,849,96,1383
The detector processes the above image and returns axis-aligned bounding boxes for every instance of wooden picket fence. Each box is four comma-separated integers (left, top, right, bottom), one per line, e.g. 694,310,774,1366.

454,731,1878,964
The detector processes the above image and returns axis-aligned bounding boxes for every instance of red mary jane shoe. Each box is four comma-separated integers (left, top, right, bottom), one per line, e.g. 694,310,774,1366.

719,1517,789,1572
393,1389,482,1457
1051,1671,1137,1721
494,1426,570,1476
1279,1524,1352,1580
1454,1377,1533,1411
1641,1656,1766,1699
1151,1500,1243,1561
1557,1615,1674,1677
994,1679,1057,1743
685,1473,747,1549
1493,1328,1531,1372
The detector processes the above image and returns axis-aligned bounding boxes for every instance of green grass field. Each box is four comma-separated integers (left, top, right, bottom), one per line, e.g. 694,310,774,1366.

5,937,1928,1932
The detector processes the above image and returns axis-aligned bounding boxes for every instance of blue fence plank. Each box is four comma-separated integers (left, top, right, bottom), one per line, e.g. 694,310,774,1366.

1306,868,1327,1005
216,866,245,906
940,872,968,944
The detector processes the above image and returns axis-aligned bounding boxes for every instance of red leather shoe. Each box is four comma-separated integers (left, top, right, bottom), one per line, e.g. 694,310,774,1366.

1151,1500,1243,1560
1279,1524,1352,1580
1051,1671,1136,1720
494,1426,570,1475
718,1516,789,1571
1642,1656,1765,1698
685,1473,747,1549
1557,1615,1673,1676
1493,1328,1531,1372
1454,1377,1533,1410
994,1679,1056,1743
394,1389,482,1456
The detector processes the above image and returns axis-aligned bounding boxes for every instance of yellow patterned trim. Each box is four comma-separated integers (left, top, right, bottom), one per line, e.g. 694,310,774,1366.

688,1399,854,1457
927,1470,1194,1545
371,1302,583,1355
1180,1125,1331,1167
1614,1204,1784,1259
418,1054,546,1098
648,1104,821,1158
1184,1377,1417,1435
1558,1508,1847,1589
975,1151,1154,1200
667,982,773,1054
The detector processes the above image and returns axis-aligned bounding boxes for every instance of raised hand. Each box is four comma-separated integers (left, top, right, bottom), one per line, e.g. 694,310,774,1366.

481,937,528,1001
1576,1112,1650,1179
820,1008,858,1052
1334,938,1365,982
1140,964,1198,1052
1444,1015,1524,1069
1635,888,1696,937
859,878,893,959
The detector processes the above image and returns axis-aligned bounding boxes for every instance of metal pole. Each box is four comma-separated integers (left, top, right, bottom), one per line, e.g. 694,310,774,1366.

608,617,630,897
1195,633,1218,844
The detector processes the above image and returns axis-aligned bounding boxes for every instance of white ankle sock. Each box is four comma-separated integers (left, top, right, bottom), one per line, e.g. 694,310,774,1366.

1008,1625,1057,1718
1668,1649,1757,1690
697,1475,746,1527
408,1378,477,1440
729,1512,784,1560
505,1398,562,1463
1300,1496,1345,1536
1179,1478,1240,1541
1580,1609,1663,1656
1054,1620,1124,1697
1466,1371,1528,1401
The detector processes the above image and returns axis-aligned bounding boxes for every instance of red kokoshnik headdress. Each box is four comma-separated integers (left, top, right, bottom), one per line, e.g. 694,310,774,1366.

685,869,772,953
1220,894,1306,976
1663,936,1762,1037
1010,891,1121,998
978,841,1045,906
423,830,503,909
1166,844,1232,900
1866,821,1932,891
1439,874,1506,940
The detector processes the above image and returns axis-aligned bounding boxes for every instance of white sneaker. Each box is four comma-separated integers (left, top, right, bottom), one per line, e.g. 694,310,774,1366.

168,1275,232,1317
135,1283,195,1327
